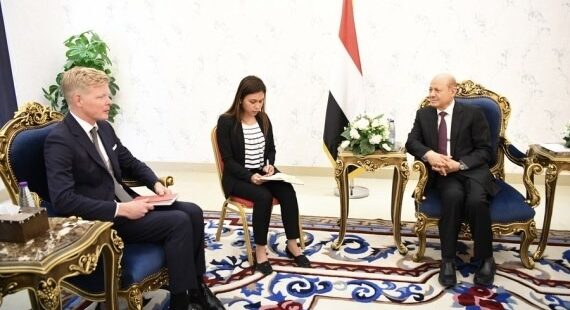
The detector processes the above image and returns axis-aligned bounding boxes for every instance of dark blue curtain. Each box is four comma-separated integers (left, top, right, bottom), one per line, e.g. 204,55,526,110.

0,3,18,126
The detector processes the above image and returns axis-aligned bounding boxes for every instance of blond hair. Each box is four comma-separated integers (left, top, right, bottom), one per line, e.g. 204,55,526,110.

61,67,109,102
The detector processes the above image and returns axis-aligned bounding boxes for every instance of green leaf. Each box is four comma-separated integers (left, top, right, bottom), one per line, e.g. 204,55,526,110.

44,30,120,118
359,140,375,155
56,72,64,84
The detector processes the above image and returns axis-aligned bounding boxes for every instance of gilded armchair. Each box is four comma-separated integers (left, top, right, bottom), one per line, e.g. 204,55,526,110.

0,102,171,309
410,81,542,269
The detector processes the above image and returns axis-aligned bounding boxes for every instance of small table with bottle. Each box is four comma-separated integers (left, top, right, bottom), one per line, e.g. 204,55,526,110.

0,182,122,309
331,148,410,254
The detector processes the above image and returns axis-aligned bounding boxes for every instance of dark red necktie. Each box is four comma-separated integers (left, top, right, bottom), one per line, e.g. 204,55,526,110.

438,111,448,155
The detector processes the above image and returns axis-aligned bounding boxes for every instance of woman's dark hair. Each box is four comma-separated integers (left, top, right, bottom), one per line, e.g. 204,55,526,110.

224,75,269,135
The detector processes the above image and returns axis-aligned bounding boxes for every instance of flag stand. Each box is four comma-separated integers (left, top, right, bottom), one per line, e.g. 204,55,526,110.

333,178,369,199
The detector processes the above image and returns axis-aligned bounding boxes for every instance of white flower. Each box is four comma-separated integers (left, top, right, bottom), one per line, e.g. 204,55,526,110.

350,128,360,139
369,134,382,145
379,118,389,129
381,143,391,151
340,140,350,149
371,118,381,128
381,130,389,140
354,118,370,130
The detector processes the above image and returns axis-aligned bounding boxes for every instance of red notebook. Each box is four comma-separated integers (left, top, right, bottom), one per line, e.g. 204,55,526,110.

133,193,178,206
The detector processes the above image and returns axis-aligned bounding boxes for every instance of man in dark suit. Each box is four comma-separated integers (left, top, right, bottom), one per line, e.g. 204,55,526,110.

44,67,223,310
405,73,497,287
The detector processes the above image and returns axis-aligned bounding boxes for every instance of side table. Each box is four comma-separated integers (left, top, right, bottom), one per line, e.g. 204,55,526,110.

0,217,122,310
527,144,570,261
332,150,410,254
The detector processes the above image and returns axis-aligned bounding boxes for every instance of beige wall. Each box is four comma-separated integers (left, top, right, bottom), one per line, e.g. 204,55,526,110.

2,0,569,174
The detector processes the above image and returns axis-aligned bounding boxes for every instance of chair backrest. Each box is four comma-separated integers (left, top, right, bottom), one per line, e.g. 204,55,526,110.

0,102,63,214
419,80,510,180
210,126,226,195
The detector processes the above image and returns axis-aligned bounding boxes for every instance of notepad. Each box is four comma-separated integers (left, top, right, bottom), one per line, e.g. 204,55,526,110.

133,193,178,206
260,173,304,185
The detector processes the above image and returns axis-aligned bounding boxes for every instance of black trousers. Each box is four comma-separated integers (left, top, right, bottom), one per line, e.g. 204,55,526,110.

231,178,300,245
114,201,205,293
436,173,493,260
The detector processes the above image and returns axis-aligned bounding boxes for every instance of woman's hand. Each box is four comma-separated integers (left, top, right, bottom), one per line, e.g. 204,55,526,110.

262,164,275,176
250,173,265,185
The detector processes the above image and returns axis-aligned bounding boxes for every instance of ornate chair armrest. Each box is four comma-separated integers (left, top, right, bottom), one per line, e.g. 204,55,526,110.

501,137,527,167
31,191,41,208
522,161,542,207
411,160,429,206
122,176,175,188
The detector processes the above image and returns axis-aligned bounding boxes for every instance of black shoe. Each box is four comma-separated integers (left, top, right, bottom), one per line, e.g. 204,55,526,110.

438,259,457,288
474,257,496,286
198,282,224,310
188,302,204,310
171,292,202,310
254,260,273,275
285,247,311,268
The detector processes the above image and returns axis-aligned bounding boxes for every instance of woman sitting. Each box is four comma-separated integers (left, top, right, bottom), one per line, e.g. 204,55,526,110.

216,75,311,275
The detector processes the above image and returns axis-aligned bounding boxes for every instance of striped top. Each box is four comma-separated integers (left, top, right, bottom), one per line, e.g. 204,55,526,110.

242,122,265,169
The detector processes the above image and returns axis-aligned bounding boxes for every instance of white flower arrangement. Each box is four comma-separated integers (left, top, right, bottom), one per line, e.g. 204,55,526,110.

339,114,393,155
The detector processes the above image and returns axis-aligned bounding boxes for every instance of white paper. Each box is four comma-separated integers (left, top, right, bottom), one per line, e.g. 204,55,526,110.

260,173,304,185
540,143,570,153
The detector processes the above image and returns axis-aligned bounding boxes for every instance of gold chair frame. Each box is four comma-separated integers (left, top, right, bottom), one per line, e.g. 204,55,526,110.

211,127,305,267
0,102,171,309
411,81,543,269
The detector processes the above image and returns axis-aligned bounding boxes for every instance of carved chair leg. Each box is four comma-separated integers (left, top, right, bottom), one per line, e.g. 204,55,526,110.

298,215,306,250
519,229,536,269
413,227,428,262
215,202,228,241
238,210,254,267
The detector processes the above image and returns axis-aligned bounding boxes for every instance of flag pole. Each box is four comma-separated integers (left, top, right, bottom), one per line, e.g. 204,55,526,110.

333,177,369,199
324,0,369,200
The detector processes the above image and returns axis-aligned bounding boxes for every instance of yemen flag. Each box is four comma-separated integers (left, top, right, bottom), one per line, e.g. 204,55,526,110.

323,0,365,165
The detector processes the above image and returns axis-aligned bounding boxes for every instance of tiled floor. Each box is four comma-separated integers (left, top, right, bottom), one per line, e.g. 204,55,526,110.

1,166,569,309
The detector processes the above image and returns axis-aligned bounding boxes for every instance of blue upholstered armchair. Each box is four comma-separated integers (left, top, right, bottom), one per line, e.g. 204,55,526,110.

0,102,170,309
410,81,543,269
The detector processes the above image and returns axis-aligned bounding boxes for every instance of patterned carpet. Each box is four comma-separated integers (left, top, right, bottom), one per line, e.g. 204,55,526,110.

70,211,570,309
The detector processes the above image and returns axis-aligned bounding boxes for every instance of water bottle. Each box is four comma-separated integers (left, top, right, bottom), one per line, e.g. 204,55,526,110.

388,119,396,146
18,181,35,209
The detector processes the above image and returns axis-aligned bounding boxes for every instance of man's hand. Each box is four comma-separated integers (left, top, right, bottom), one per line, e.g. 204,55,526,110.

117,199,154,220
250,173,265,185
425,151,460,176
154,182,172,195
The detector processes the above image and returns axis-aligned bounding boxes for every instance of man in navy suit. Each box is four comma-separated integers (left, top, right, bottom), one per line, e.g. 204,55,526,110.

44,67,223,310
406,73,497,287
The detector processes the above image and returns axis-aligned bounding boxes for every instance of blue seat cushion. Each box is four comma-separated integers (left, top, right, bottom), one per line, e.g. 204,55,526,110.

418,179,535,224
66,243,166,293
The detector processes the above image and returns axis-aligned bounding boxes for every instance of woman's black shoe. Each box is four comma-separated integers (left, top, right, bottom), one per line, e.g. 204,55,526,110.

254,260,273,275
285,247,311,268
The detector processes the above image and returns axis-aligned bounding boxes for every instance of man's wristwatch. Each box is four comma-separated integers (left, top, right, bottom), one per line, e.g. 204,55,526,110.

459,161,467,171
